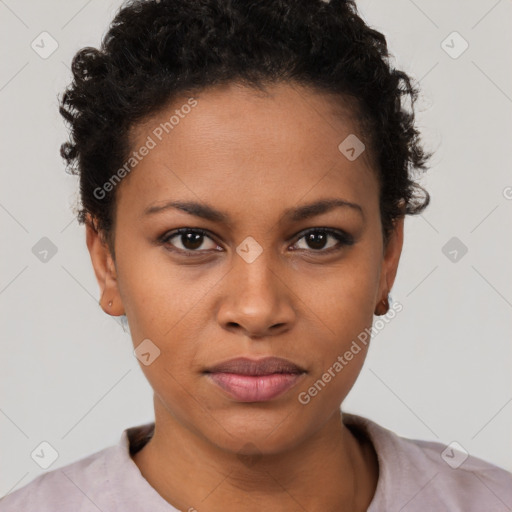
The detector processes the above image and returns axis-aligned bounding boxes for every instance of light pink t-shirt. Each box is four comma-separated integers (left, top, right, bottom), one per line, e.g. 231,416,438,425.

1,413,511,511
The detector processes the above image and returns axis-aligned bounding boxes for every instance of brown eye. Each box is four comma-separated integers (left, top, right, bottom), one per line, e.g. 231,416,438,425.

292,228,354,253
161,228,220,253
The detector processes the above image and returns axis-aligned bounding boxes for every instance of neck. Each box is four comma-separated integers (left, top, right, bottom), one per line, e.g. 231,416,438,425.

131,401,378,512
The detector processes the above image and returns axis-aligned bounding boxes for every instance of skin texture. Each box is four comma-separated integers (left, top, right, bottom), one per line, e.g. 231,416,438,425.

86,82,404,511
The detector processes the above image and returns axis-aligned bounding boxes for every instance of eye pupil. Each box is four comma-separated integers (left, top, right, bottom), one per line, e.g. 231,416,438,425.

306,231,328,250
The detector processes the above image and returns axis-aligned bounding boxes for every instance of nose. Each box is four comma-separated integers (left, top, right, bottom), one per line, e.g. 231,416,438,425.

216,253,296,339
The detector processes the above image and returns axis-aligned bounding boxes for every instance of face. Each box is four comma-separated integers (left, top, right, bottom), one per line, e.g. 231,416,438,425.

87,82,403,455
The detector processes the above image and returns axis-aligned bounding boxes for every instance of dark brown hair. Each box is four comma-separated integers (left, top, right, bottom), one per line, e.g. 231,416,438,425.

59,0,431,253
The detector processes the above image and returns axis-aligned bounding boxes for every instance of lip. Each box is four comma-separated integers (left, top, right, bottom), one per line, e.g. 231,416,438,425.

205,356,306,376
204,357,307,402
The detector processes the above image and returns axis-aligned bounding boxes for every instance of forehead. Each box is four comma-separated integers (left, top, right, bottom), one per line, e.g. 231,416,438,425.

117,82,378,225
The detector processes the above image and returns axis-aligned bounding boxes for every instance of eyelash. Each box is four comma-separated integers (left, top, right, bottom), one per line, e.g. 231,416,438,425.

159,227,354,256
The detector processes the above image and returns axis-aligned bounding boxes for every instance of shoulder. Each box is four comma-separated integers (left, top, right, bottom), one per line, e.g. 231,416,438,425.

344,413,512,512
0,442,119,511
393,435,512,510
0,423,160,512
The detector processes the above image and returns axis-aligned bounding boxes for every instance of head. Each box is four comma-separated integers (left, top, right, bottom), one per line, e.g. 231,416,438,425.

60,0,431,454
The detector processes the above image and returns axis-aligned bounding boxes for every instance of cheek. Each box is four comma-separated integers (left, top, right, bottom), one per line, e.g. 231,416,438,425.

293,286,375,418
301,247,380,342
115,238,211,338
114,245,222,406
292,247,380,394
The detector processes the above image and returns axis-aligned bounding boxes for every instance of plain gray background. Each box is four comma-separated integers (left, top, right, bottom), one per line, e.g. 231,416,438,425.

1,0,511,497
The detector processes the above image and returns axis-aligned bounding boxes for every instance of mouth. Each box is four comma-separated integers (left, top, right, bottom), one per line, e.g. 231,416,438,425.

203,357,307,402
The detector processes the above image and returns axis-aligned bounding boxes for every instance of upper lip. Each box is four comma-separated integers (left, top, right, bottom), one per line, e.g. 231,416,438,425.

204,357,306,376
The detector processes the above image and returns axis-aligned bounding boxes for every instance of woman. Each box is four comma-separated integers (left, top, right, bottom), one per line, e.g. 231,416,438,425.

2,0,511,510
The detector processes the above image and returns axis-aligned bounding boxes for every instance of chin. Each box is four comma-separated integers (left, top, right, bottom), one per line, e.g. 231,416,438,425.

198,409,310,456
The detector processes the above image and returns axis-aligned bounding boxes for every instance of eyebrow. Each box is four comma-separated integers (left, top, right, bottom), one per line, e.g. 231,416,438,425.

142,198,364,223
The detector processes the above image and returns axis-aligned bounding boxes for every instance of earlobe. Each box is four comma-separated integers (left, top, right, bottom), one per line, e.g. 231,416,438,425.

85,215,125,316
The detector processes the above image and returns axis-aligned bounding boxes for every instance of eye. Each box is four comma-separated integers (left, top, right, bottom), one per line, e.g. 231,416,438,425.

160,227,354,256
161,228,221,254
291,228,354,253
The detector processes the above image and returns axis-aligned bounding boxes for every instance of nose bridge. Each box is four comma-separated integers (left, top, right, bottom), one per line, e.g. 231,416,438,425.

237,249,277,299
232,241,282,305
231,225,275,274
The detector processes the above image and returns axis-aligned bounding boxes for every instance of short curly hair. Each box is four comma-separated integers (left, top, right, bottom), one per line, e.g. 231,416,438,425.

59,0,431,254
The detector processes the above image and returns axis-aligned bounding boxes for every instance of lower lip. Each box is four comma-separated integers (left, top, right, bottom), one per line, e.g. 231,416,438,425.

206,372,305,402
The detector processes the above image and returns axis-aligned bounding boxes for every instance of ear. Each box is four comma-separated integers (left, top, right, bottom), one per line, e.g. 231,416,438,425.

375,213,404,309
85,215,125,316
